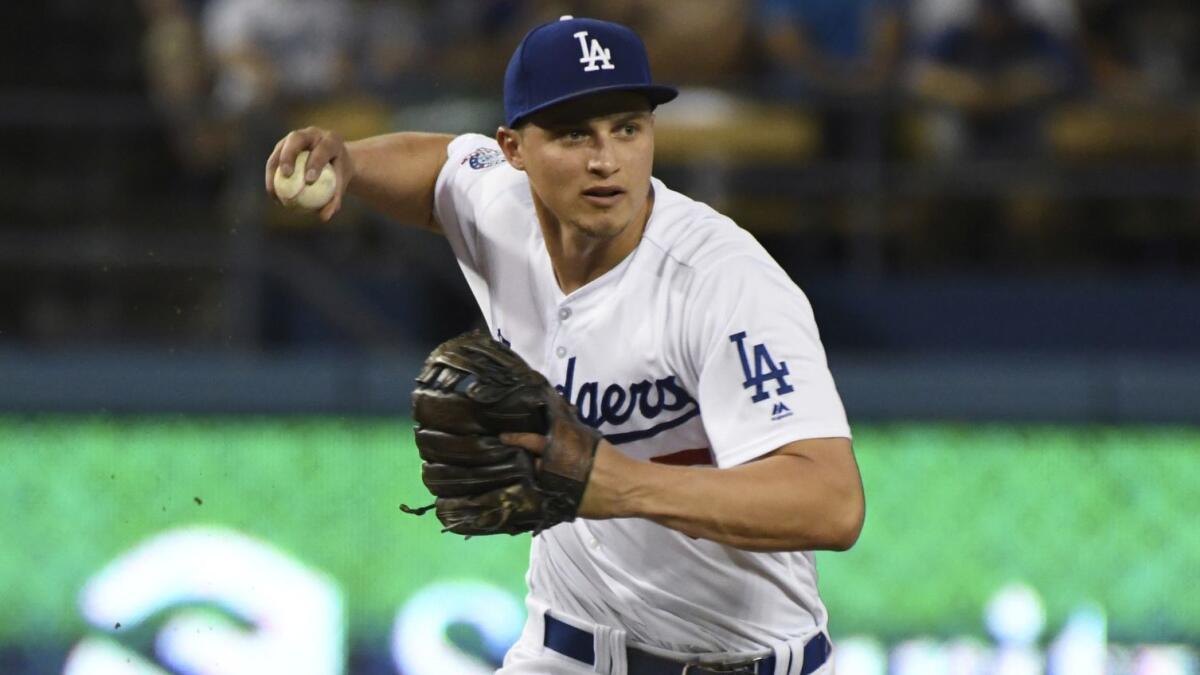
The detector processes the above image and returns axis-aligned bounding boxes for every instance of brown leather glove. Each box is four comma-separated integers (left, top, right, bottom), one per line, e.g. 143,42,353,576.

402,329,601,536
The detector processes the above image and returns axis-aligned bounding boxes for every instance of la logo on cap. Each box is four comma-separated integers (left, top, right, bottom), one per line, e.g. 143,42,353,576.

573,30,614,72
502,16,676,127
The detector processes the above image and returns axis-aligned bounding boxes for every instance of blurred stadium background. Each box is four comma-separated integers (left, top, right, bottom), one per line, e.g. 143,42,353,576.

3,0,1199,673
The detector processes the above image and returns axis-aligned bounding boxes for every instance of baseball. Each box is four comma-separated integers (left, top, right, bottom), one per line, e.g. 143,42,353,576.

273,151,336,210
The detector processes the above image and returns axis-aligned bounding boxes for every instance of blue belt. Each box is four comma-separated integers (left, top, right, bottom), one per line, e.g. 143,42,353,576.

543,613,831,675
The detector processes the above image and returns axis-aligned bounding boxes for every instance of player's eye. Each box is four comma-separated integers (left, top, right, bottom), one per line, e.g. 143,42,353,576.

618,123,639,136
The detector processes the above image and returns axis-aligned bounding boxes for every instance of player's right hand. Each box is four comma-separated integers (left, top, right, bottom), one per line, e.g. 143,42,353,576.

265,127,356,222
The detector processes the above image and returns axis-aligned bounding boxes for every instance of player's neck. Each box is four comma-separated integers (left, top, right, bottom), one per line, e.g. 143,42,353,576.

536,190,653,296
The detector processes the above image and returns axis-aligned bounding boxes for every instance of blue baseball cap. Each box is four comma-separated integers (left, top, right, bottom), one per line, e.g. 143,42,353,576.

503,15,678,128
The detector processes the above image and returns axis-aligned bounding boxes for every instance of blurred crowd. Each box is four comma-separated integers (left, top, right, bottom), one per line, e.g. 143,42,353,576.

4,0,1200,350
133,0,1200,168
141,0,1200,274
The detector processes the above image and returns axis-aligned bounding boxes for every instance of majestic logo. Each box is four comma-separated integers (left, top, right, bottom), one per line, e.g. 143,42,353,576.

555,357,698,444
771,401,793,421
463,147,505,170
573,31,615,72
729,331,794,404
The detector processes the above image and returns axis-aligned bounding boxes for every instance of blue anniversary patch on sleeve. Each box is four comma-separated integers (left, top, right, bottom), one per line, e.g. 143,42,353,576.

464,147,506,170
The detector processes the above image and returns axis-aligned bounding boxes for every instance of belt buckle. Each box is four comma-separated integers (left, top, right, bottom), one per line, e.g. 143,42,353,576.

680,656,767,674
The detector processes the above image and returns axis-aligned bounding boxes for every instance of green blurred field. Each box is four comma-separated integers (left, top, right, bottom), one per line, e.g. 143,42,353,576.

1,416,1197,647
0,415,530,647
819,424,1200,644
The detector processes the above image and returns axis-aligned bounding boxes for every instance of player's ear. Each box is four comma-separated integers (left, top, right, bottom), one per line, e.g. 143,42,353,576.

496,126,526,171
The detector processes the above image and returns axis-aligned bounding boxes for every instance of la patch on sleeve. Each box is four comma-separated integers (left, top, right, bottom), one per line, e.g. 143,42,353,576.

729,331,794,420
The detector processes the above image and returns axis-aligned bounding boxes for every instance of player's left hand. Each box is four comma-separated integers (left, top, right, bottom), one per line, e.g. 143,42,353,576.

500,432,630,520
402,329,603,536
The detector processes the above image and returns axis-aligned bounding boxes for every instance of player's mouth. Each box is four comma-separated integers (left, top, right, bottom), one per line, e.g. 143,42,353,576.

581,185,625,207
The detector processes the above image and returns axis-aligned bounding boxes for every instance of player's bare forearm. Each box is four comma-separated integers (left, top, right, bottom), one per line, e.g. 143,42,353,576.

266,129,452,225
346,132,453,232
584,437,865,552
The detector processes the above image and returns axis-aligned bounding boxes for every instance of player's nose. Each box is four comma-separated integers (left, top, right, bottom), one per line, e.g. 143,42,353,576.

586,140,618,177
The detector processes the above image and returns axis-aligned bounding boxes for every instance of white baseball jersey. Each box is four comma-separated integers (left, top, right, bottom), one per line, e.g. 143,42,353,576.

433,134,852,654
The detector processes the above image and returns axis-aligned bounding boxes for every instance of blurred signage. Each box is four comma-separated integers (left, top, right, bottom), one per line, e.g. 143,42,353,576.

61,528,1196,675
2,417,1194,674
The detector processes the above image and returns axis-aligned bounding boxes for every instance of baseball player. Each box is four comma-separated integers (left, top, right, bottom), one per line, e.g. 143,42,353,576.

266,16,864,675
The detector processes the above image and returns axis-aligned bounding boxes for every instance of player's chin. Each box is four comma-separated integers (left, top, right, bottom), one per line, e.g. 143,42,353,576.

572,203,631,233
572,214,628,240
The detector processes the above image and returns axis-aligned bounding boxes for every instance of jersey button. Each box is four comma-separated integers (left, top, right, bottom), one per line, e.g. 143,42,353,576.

558,307,572,321
555,346,567,358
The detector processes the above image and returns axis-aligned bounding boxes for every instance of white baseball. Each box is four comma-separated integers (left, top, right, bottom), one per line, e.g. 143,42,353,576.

273,150,337,210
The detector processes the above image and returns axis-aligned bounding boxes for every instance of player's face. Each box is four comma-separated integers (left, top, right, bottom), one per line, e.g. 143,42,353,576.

503,92,655,240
